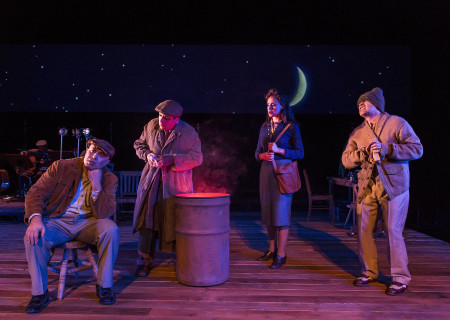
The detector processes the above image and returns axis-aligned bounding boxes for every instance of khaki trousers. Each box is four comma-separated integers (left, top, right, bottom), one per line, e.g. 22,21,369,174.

24,214,120,295
357,176,411,285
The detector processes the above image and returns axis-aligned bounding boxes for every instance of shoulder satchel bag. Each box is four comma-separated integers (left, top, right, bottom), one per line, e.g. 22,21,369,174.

271,123,301,194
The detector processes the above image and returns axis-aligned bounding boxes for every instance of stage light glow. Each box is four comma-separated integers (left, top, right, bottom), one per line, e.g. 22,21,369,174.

58,128,68,136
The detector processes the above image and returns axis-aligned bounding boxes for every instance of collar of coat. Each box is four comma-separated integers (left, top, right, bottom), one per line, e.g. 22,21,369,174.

152,119,183,137
364,112,390,135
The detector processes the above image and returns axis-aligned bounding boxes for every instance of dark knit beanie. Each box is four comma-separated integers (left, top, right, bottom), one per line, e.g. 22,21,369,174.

357,87,385,112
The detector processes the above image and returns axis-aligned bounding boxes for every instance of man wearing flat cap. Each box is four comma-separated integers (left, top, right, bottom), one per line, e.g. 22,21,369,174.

23,138,120,313
342,87,423,296
133,99,203,277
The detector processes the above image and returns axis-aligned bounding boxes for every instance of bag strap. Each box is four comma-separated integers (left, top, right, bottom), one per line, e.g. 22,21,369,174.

365,121,382,143
273,123,291,143
271,123,291,170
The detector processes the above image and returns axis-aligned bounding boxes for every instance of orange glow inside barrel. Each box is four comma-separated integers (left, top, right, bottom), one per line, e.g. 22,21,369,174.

175,192,230,198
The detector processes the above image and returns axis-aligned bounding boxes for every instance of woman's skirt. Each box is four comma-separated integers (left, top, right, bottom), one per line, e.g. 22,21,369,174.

259,159,293,226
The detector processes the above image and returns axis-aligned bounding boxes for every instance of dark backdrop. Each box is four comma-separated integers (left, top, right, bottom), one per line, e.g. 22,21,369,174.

0,1,449,242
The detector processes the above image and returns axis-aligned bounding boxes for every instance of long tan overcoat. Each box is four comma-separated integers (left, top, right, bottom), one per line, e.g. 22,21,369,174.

132,118,203,244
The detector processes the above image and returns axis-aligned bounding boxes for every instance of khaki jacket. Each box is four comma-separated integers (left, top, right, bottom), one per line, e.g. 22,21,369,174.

342,112,423,203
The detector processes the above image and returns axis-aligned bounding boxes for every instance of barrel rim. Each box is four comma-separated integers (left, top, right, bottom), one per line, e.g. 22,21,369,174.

175,192,230,198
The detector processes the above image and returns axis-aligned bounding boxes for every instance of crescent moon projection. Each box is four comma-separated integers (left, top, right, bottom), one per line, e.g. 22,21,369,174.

289,66,307,106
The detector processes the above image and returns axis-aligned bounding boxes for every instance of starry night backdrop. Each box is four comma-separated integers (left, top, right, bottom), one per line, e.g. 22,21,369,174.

0,44,435,239
0,0,448,242
0,44,411,114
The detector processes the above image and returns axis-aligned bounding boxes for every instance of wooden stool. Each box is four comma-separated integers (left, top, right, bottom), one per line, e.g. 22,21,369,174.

48,241,98,300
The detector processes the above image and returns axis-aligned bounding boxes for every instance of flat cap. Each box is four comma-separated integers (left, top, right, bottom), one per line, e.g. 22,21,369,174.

155,100,183,117
36,140,47,147
88,138,115,158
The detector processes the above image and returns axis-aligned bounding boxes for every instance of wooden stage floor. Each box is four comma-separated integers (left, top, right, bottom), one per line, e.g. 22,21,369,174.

1,211,450,319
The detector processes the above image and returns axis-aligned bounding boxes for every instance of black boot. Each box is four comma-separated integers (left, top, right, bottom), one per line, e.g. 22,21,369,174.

96,284,116,305
26,289,49,314
135,263,152,277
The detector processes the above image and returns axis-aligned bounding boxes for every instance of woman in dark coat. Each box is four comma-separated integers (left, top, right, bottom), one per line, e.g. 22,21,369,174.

254,88,304,269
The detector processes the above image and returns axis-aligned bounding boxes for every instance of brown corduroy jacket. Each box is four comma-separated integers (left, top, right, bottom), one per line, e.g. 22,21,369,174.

24,157,117,224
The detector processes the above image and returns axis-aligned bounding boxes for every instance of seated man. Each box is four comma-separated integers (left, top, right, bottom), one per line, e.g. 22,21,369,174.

23,138,120,313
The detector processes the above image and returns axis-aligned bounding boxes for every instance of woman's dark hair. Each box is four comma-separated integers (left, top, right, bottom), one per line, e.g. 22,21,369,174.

263,88,296,125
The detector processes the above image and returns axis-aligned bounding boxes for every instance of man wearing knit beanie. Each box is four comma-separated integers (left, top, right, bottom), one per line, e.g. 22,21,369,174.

342,87,423,296
357,87,385,112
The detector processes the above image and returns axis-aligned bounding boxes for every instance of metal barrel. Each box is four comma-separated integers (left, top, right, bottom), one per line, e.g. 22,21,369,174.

175,193,230,286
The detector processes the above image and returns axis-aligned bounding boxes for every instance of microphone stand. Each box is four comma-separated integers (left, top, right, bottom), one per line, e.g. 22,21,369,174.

72,129,82,157
83,128,92,150
59,128,68,160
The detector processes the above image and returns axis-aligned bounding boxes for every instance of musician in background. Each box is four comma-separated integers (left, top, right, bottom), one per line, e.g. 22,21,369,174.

20,140,54,183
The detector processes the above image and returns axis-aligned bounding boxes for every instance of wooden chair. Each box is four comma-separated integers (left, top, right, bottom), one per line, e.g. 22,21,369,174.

114,170,142,222
303,169,335,223
344,183,358,228
47,241,98,300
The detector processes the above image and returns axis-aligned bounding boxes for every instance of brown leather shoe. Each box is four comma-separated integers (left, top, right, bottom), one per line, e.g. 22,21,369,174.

353,275,376,286
257,250,276,261
386,282,408,296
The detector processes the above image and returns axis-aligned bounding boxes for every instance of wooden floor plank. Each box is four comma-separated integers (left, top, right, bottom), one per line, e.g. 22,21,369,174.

0,210,450,319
